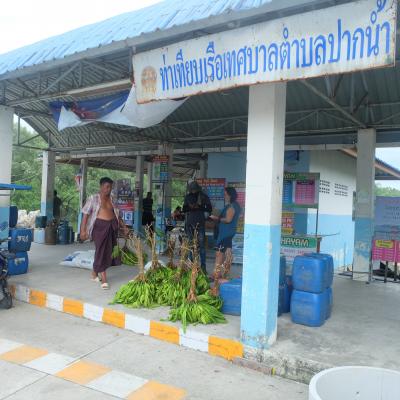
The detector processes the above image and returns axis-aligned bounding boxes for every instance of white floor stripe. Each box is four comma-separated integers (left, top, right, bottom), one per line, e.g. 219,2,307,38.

86,370,148,398
0,339,23,355
24,352,76,375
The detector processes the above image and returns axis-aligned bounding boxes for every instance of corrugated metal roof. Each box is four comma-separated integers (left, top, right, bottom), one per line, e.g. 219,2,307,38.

0,0,275,76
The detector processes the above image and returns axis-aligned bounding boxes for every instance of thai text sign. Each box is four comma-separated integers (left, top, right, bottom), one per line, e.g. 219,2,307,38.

372,239,396,262
281,234,318,268
375,196,400,228
133,0,396,102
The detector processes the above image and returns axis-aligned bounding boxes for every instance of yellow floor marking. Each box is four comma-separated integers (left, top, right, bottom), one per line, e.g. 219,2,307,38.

0,345,48,364
56,360,111,385
126,380,186,400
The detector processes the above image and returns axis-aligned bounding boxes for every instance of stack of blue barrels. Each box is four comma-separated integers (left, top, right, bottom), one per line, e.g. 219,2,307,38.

290,253,334,327
6,206,33,275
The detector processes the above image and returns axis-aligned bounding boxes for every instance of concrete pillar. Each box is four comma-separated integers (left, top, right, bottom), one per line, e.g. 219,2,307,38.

40,151,55,220
353,128,376,282
198,158,207,179
77,158,88,233
164,144,174,220
0,106,14,241
240,83,286,349
79,159,88,209
134,155,144,233
147,161,153,194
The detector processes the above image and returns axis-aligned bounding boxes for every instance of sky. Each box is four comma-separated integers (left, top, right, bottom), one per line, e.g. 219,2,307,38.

0,0,161,54
1,1,400,189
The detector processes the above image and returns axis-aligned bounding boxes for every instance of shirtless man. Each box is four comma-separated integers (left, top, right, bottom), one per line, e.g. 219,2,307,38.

80,177,127,289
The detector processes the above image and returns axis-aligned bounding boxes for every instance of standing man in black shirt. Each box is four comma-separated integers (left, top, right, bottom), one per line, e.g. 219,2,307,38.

183,181,212,274
142,192,155,232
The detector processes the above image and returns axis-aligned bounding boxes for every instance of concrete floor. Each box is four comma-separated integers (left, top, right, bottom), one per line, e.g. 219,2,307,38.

9,242,400,382
0,302,307,400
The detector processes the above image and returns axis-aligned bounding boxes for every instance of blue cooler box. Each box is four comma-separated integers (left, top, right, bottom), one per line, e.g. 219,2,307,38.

291,289,327,327
8,228,33,252
6,252,29,276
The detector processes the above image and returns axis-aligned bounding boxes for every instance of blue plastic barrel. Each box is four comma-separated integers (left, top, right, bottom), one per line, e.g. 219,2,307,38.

220,279,242,316
283,275,293,313
308,253,334,288
279,255,287,285
291,289,327,327
9,206,18,228
326,287,333,319
292,255,328,293
6,251,29,275
8,228,33,252
58,224,69,245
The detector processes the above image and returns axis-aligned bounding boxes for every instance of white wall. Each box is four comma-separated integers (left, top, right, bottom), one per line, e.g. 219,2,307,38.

309,151,356,216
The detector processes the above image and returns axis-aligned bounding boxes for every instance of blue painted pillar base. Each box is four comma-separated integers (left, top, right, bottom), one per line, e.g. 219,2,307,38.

40,201,53,221
353,216,373,281
240,224,281,349
133,210,142,235
0,206,9,243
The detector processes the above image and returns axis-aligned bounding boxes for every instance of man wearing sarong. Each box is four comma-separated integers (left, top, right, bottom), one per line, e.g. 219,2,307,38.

80,177,127,289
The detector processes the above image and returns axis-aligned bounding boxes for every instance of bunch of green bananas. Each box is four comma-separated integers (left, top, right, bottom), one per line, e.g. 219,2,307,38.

169,301,226,332
112,245,148,266
111,279,155,308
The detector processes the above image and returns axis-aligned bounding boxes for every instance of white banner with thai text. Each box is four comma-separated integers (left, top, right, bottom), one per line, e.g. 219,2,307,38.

133,0,397,103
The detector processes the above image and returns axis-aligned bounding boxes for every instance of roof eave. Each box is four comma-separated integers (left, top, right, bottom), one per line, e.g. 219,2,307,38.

0,0,352,81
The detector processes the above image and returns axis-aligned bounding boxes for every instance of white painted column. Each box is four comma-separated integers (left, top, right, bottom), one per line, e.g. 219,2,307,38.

241,83,286,349
0,106,14,241
147,161,153,194
40,151,55,220
134,155,144,233
353,128,376,282
198,158,208,179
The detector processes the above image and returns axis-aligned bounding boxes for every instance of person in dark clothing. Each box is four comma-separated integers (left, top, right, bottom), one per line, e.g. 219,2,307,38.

53,190,62,223
142,192,154,231
183,181,212,274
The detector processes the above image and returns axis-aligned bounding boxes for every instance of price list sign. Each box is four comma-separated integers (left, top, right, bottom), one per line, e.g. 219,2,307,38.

152,155,169,183
283,172,320,208
197,178,226,212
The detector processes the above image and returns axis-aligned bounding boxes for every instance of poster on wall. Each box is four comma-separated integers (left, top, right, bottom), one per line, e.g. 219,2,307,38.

197,178,226,212
114,179,135,226
152,155,169,183
283,172,320,208
281,212,294,235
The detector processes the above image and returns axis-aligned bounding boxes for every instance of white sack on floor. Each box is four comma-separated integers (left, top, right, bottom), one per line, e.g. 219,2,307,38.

60,250,95,270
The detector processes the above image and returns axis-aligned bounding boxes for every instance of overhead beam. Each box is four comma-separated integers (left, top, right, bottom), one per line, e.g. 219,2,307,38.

300,80,367,128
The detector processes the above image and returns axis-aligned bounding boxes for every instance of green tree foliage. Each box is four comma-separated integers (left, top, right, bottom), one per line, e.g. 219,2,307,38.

375,183,400,197
10,124,189,229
